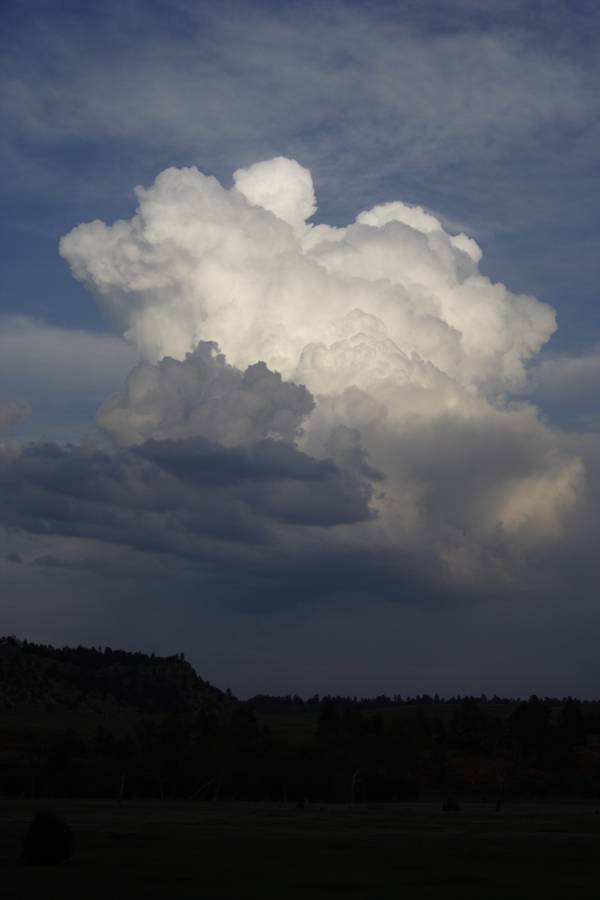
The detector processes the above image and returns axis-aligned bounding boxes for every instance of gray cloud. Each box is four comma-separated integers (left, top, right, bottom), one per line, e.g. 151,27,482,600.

98,341,314,447
0,316,137,441
0,434,373,556
0,402,30,431
529,348,600,430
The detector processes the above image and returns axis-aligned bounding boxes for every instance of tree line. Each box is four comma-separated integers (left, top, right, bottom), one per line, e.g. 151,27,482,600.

2,637,600,804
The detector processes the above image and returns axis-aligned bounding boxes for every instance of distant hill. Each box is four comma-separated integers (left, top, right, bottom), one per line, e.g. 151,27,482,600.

3,636,600,804
0,636,240,799
0,635,231,721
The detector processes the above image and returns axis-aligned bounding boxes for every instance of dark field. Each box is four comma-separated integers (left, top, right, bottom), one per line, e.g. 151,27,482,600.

2,799,600,899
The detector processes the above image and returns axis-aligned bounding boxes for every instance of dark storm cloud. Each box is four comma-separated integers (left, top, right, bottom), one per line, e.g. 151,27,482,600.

137,437,373,527
0,435,373,557
5,552,23,564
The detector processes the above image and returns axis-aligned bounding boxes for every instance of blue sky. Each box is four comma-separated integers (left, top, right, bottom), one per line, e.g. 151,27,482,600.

1,0,599,696
3,0,599,341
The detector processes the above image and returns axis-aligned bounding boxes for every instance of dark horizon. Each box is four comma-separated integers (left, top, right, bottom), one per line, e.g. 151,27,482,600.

4,634,600,707
4,630,600,897
1,632,597,810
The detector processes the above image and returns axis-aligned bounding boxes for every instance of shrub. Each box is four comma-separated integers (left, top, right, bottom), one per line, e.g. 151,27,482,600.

22,811,72,865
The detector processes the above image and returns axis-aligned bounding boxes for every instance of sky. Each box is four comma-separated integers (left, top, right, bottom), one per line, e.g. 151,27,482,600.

1,0,599,698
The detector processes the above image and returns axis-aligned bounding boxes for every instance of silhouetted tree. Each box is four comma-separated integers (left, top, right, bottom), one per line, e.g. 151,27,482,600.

509,695,551,766
558,698,586,746
317,697,340,736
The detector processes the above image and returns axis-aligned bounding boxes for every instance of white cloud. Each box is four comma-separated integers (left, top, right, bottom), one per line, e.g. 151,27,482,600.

234,156,316,233
58,158,584,592
60,158,555,393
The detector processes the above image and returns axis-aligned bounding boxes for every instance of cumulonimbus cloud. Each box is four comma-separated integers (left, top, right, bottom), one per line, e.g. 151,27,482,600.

55,157,586,595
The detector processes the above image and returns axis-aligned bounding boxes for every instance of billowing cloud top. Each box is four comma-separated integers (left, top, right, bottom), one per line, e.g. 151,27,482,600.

98,341,314,447
234,156,317,233
4,158,584,598
60,157,555,395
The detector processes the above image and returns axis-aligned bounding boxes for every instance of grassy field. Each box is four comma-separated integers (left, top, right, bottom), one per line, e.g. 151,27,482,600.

2,798,600,899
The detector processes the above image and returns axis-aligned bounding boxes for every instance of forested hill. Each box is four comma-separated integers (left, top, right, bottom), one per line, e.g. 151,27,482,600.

3,636,600,804
0,635,232,718
0,636,242,800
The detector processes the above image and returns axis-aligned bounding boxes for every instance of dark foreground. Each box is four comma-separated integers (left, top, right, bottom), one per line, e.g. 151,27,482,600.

2,799,600,899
